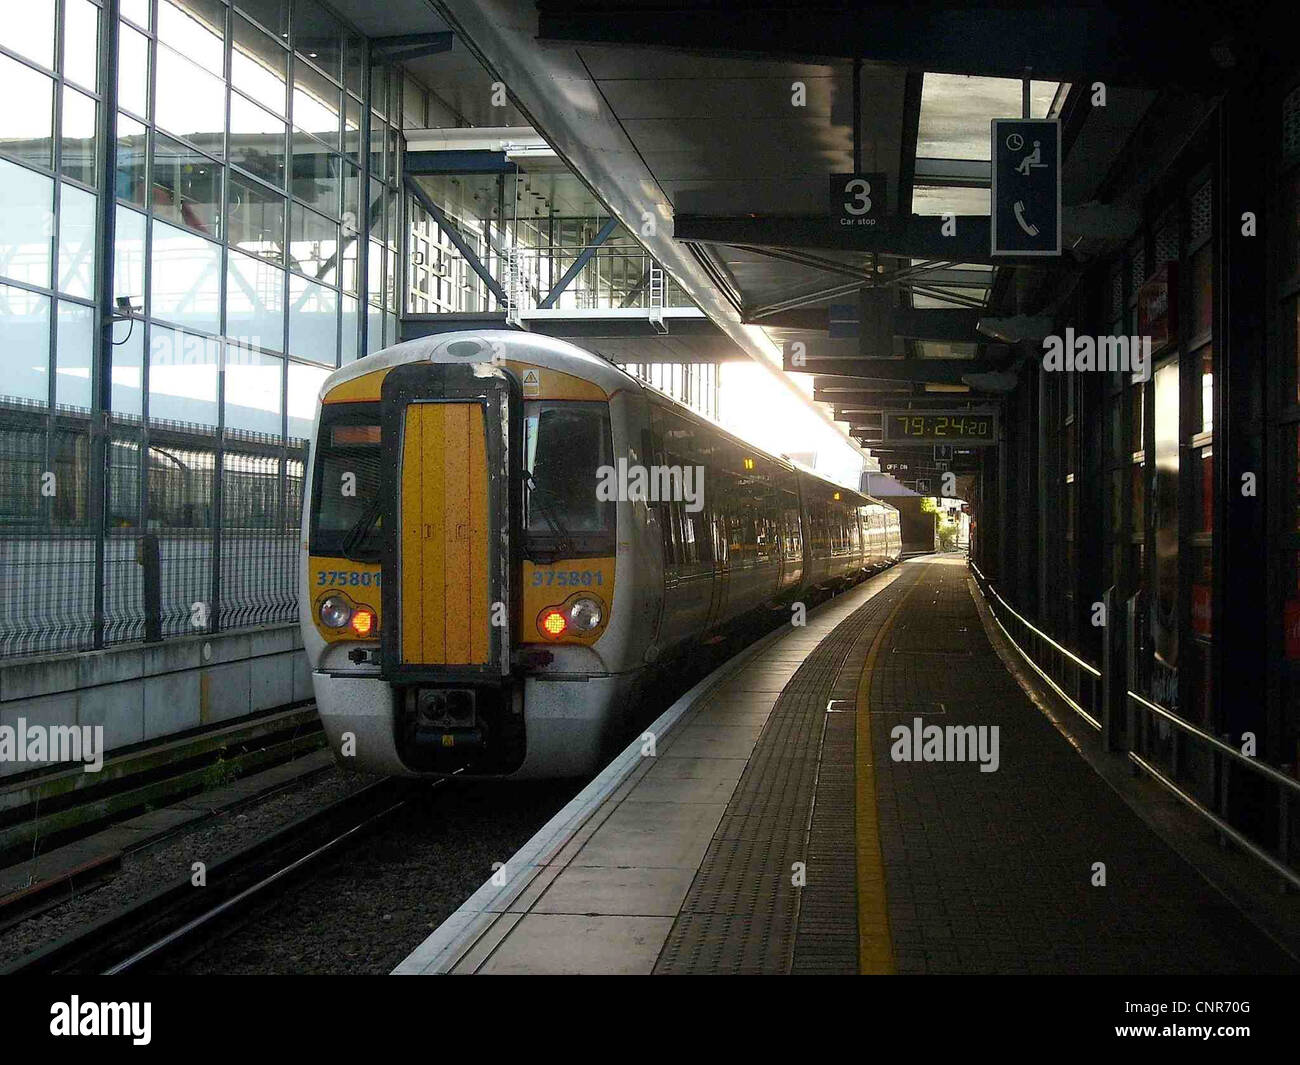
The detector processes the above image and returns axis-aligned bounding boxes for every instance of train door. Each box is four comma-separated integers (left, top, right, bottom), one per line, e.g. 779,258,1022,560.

378,363,518,681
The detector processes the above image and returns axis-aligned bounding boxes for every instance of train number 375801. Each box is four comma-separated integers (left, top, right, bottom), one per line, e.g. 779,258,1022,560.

531,569,605,588
316,570,382,587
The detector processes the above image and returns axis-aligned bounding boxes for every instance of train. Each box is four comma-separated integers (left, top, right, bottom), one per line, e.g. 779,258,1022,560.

299,331,901,779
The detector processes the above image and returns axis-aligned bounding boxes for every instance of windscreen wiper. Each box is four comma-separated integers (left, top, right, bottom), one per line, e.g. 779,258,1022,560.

341,497,382,561
526,472,576,558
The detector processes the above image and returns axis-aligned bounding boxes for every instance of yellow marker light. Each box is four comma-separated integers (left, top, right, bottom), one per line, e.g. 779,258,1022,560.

833,491,841,500
540,609,568,638
350,608,375,637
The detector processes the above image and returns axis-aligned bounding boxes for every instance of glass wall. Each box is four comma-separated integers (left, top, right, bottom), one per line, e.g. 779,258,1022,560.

0,0,406,657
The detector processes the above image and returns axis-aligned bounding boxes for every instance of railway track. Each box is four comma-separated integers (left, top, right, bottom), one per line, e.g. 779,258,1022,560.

2,777,427,975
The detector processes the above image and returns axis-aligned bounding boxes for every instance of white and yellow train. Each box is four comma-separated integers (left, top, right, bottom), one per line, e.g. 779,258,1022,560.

300,331,900,778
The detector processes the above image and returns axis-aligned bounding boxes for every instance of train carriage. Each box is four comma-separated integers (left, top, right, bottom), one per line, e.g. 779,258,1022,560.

301,331,900,779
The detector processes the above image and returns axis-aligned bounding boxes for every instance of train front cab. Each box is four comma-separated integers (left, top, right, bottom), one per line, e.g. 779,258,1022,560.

302,336,650,780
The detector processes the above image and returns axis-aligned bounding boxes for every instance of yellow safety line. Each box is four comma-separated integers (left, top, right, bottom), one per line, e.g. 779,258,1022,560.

855,567,921,975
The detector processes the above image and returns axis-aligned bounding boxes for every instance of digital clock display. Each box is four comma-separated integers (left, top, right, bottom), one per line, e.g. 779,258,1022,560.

882,411,997,445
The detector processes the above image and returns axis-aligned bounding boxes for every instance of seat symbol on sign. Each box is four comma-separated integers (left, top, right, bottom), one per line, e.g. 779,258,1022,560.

1016,140,1047,176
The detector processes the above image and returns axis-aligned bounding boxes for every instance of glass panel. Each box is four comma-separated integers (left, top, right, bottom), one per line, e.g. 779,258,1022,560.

60,86,97,187
55,299,94,408
342,161,360,237
116,113,148,205
10,0,56,68
0,54,55,168
524,402,616,535
0,158,53,288
224,346,282,435
340,222,357,294
113,205,147,306
292,147,340,218
148,325,219,426
403,75,425,130
385,311,396,346
156,47,226,157
235,0,288,39
111,316,143,415
292,0,342,84
289,202,337,282
159,0,226,78
286,359,328,438
63,0,100,90
117,23,150,119
227,249,285,352
150,220,222,333
120,0,150,28
366,300,380,353
232,14,288,115
368,124,385,179
385,185,398,249
367,239,382,306
292,62,339,149
230,92,287,187
1152,359,1179,671
369,62,387,120
340,293,358,362
287,273,336,362
0,282,51,403
152,133,222,238
343,94,361,160
1190,243,1212,340
228,172,284,262
57,182,96,298
343,33,364,97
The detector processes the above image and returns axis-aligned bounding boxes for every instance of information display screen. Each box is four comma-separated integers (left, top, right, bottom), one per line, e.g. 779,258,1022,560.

882,411,997,445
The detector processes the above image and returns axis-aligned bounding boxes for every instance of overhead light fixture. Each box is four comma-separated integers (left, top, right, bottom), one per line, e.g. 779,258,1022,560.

975,315,1053,344
961,370,1019,393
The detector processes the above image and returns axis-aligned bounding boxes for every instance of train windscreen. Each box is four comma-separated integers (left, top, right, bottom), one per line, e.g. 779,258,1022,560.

523,401,615,555
309,407,383,561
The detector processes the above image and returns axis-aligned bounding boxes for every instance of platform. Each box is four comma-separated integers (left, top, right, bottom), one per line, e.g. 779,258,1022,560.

396,557,1298,975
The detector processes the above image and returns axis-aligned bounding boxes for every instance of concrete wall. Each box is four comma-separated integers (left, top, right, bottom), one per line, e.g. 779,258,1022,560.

0,626,312,778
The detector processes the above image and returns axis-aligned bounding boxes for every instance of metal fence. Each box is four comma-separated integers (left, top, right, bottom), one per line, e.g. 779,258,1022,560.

0,399,305,660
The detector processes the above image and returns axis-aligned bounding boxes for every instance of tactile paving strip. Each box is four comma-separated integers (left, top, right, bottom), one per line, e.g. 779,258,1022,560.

654,568,926,974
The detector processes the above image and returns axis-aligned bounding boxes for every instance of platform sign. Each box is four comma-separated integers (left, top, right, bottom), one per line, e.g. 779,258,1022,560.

990,118,1060,256
830,172,887,227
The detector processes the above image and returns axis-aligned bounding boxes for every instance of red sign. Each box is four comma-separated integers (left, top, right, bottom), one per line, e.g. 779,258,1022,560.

1138,262,1179,353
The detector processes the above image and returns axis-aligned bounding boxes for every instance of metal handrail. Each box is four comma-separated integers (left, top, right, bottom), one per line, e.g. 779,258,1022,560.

969,560,1100,678
1127,688,1300,796
968,560,1299,888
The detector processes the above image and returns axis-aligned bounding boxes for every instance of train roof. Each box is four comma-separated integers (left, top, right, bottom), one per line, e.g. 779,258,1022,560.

320,330,890,511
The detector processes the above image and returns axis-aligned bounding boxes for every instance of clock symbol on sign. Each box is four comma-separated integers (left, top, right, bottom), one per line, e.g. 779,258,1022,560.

1006,133,1024,152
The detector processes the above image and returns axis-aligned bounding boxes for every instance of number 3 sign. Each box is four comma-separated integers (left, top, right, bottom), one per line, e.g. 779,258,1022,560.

830,172,886,226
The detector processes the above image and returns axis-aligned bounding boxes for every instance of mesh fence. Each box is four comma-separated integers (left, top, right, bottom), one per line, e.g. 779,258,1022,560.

0,399,307,660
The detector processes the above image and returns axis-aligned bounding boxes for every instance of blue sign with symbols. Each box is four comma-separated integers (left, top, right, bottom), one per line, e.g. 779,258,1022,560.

990,118,1060,256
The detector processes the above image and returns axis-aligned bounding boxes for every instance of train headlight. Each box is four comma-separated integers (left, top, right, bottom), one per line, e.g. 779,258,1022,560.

320,595,352,628
539,609,568,639
568,596,603,633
